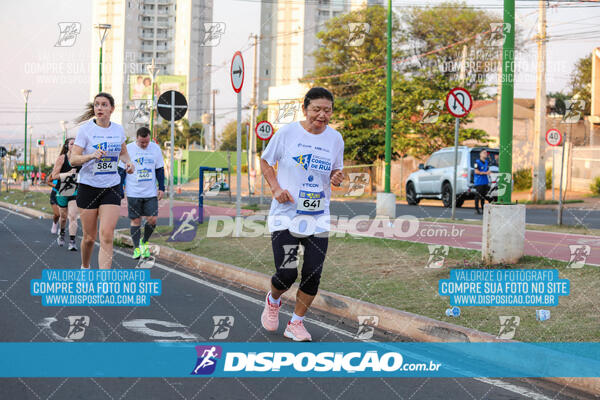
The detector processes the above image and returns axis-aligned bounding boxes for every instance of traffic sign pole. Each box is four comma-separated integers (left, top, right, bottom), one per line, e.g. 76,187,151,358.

445,87,472,220
236,92,242,234
255,121,273,207
451,117,459,219
170,90,175,226
156,90,188,226
230,51,244,235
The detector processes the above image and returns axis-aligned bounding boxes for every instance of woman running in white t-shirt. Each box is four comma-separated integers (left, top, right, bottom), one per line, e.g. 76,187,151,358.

260,87,345,341
70,92,135,269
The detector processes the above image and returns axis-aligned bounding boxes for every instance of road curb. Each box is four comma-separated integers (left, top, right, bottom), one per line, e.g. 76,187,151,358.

0,200,52,219
115,230,599,396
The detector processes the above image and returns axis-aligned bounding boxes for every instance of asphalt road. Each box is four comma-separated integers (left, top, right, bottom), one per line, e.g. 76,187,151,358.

0,207,590,399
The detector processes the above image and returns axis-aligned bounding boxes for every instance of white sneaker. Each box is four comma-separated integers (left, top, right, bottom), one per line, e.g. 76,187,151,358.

50,222,58,234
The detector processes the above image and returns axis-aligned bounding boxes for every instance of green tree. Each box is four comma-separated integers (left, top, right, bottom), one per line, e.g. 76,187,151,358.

569,52,592,115
219,119,249,151
155,118,205,149
305,5,487,165
403,1,504,97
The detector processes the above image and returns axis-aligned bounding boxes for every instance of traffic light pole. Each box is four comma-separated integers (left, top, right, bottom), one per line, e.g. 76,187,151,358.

499,0,515,204
23,102,28,182
384,0,392,193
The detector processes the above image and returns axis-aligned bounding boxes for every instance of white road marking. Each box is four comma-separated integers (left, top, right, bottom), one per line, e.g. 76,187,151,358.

0,206,32,219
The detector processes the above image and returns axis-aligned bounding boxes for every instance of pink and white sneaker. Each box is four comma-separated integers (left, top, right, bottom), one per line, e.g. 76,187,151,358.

261,292,280,332
284,320,312,342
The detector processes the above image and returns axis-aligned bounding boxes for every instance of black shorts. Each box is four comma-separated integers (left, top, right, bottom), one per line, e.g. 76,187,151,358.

76,183,122,209
270,229,329,296
49,190,57,206
127,197,159,219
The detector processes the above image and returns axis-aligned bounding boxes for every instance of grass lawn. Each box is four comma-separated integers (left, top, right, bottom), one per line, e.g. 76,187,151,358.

134,222,600,342
0,189,54,214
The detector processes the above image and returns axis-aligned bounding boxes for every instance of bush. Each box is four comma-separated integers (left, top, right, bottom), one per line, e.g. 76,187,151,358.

591,177,600,195
512,168,532,191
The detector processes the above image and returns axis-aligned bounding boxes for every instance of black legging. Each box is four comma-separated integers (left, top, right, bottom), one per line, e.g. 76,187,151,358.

271,229,328,296
474,184,490,211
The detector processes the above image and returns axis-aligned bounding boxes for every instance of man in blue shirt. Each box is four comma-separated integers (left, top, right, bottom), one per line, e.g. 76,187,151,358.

474,149,491,214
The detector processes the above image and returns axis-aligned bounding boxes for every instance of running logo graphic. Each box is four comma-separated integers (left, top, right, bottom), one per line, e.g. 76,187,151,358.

93,142,108,151
495,173,512,197
420,100,444,124
345,173,370,197
191,345,222,375
38,316,90,341
497,316,520,340
209,316,234,340
293,154,312,171
168,206,199,242
200,22,226,47
355,315,379,340
487,22,511,47
562,100,586,124
203,172,221,197
130,100,150,124
134,157,144,165
346,23,370,47
280,245,301,269
426,245,449,268
274,100,300,125
55,22,81,47
58,174,77,197
567,245,590,268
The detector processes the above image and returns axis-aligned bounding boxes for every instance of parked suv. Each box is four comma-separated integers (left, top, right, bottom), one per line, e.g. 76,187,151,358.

405,146,500,207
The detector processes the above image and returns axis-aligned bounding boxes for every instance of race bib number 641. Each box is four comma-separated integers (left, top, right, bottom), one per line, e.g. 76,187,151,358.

297,190,325,215
93,156,118,175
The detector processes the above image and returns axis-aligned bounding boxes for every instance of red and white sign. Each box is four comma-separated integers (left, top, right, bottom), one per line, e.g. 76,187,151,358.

230,51,244,93
255,120,274,141
445,87,473,118
545,128,562,146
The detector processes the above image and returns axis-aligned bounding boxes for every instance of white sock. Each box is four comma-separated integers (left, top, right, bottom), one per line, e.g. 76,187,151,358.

290,313,304,323
268,292,280,305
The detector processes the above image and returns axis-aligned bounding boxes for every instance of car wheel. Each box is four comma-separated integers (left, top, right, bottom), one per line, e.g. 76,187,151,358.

406,182,420,205
442,182,452,208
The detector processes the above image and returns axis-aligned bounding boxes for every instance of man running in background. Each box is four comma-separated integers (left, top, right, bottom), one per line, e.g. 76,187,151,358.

124,127,165,259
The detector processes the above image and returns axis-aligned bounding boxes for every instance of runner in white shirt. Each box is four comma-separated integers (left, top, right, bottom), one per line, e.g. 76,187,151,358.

123,127,165,260
70,92,135,270
259,87,344,341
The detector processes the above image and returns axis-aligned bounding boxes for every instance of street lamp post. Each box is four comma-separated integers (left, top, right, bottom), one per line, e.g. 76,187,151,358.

60,120,68,143
95,24,112,93
21,89,31,186
146,58,160,140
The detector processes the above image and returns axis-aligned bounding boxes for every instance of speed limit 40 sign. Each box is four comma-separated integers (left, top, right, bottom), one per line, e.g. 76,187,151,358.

546,128,562,146
255,121,274,141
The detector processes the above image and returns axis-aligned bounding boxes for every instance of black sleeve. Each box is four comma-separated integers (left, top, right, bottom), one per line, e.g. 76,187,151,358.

155,167,165,192
118,167,126,198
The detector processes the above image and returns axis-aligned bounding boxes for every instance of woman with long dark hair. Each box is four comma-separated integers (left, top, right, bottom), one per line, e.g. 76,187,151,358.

70,92,134,269
50,137,80,250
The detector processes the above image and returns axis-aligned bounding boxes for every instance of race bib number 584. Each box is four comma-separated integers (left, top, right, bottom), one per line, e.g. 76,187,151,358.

93,156,118,175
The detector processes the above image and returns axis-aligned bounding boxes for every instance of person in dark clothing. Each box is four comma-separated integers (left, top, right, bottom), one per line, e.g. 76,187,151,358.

474,149,491,214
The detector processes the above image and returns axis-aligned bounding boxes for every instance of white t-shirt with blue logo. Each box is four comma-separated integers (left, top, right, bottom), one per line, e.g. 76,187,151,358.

124,142,165,198
261,121,344,235
74,120,126,188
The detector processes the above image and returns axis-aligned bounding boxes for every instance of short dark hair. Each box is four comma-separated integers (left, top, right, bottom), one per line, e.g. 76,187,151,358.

137,127,151,137
303,87,334,110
